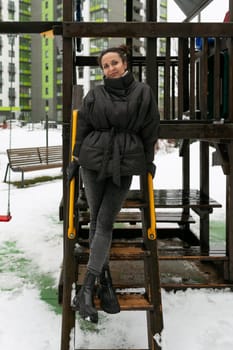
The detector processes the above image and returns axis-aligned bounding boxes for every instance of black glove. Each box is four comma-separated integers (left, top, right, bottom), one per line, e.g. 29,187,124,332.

66,160,79,181
147,163,156,178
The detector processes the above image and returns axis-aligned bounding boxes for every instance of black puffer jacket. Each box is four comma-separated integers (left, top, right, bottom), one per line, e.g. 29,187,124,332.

73,72,160,186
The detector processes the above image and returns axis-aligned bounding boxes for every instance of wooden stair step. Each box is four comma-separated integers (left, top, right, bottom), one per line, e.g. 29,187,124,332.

77,237,144,247
161,282,233,290
94,293,154,311
77,190,147,209
75,348,148,350
124,189,222,209
75,245,150,262
77,189,222,209
158,245,228,261
78,210,195,224
77,227,143,241
159,255,228,261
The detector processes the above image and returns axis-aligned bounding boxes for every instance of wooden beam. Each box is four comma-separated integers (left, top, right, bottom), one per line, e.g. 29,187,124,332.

63,22,233,38
0,21,61,34
75,55,179,67
0,21,232,39
159,123,233,139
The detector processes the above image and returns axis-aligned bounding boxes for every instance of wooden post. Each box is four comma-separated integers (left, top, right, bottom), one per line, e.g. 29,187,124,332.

200,141,210,252
226,142,233,281
146,0,158,99
60,1,76,350
181,139,190,241
140,174,163,350
225,0,233,280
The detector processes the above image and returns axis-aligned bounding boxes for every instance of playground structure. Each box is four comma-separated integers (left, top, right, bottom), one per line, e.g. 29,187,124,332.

60,1,233,348
1,0,233,349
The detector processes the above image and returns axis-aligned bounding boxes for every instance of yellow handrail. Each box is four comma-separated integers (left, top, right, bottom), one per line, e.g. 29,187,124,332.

147,172,157,240
68,109,78,239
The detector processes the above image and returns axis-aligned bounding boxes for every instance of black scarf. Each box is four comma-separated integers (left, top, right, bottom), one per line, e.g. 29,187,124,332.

103,71,135,96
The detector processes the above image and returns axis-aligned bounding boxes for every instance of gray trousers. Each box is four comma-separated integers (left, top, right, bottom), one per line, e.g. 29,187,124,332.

81,167,132,276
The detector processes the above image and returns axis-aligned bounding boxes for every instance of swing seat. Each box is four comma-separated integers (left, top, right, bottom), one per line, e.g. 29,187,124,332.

0,214,12,222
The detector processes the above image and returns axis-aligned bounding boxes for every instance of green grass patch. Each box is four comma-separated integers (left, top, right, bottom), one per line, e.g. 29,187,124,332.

0,241,61,314
8,174,62,188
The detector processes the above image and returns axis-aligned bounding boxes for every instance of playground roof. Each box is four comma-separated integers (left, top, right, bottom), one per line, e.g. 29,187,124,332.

174,0,213,20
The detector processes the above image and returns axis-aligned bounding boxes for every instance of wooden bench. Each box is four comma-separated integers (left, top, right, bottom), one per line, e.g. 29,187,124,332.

4,145,62,187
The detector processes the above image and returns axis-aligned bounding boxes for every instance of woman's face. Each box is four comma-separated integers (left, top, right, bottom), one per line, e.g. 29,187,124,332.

101,52,127,79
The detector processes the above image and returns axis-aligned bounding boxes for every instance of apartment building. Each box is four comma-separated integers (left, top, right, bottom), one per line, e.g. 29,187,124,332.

0,1,164,123
0,0,20,122
0,0,62,123
31,0,63,123
19,0,32,123
158,0,168,116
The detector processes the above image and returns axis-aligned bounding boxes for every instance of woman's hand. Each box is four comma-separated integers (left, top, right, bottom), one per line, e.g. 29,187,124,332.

66,159,79,181
147,163,156,178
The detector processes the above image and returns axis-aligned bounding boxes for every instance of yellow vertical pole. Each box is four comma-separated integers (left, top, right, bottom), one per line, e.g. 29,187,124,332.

67,109,78,239
147,172,157,240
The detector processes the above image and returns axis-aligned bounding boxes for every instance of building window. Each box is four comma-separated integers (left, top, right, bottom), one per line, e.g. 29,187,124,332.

78,67,84,79
90,38,108,53
90,0,108,9
8,0,15,20
8,62,16,81
0,36,2,51
9,87,16,106
90,9,108,22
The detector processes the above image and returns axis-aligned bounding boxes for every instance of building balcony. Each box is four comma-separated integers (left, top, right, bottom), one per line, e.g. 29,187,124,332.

133,13,143,22
133,0,143,11
90,4,108,12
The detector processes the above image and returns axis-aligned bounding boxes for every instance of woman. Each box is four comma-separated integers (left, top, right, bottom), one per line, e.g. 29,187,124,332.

68,45,160,323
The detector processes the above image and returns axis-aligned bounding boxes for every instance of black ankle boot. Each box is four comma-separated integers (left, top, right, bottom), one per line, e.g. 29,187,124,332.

98,266,120,314
72,271,98,323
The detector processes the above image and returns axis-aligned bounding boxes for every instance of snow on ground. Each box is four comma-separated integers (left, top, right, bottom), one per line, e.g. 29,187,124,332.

0,125,232,350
